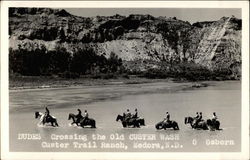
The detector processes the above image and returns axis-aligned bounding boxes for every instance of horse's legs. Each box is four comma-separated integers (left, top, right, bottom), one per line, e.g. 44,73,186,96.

216,122,220,130
122,122,127,128
55,120,59,127
133,122,136,128
135,122,140,128
174,124,179,130
73,117,76,124
141,119,145,126
163,123,166,130
70,117,78,126
51,122,55,127
92,121,96,128
38,119,43,126
204,124,208,130
42,119,46,125
91,122,96,128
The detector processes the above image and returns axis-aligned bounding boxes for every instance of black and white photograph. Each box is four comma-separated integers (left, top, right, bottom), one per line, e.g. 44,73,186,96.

1,1,249,160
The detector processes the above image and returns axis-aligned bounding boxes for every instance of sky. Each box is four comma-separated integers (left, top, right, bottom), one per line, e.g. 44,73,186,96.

65,8,241,24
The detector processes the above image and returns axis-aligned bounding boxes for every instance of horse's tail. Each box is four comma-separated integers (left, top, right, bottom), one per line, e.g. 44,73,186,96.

216,121,220,130
55,119,59,127
140,119,145,126
92,120,96,128
174,121,179,130
184,117,187,124
35,112,39,119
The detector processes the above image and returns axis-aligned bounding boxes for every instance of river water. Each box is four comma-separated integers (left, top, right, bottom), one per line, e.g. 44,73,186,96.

9,81,241,152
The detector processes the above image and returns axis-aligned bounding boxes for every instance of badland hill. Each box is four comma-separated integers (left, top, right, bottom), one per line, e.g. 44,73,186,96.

9,8,241,80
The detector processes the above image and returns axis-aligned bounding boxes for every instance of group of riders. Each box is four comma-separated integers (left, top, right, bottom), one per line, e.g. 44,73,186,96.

192,112,218,126
162,111,218,126
42,107,140,125
123,108,139,122
42,107,218,126
42,107,89,125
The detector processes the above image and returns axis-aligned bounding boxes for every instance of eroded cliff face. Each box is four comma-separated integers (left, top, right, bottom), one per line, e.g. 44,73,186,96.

9,8,241,77
191,17,241,76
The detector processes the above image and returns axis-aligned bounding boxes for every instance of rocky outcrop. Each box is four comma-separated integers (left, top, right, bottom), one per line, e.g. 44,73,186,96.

9,8,241,78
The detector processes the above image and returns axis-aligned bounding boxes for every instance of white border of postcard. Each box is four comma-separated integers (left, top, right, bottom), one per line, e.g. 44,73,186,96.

1,1,249,160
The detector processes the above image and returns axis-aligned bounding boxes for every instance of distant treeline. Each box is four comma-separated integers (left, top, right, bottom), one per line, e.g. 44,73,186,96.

9,46,236,81
9,46,124,78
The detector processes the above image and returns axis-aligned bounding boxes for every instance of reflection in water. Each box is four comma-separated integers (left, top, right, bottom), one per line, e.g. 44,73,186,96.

10,81,241,152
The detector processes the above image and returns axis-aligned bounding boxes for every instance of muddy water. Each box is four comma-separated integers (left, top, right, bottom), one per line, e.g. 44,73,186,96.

9,81,241,152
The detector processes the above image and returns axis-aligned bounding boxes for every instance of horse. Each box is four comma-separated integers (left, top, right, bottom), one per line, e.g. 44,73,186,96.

68,113,83,126
131,114,145,126
206,119,221,130
137,118,145,126
184,117,208,130
116,114,143,128
68,113,96,128
79,117,96,128
35,111,59,127
155,120,179,130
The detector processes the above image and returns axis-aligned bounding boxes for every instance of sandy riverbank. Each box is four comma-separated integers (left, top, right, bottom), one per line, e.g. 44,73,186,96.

9,76,208,90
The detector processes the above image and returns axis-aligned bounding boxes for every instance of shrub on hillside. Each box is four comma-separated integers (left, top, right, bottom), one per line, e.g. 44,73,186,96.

9,47,51,76
9,45,126,78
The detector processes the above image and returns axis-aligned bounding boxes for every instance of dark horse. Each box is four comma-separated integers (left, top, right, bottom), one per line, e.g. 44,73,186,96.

184,117,220,130
155,120,179,130
68,113,82,126
116,114,145,128
184,117,208,130
35,112,59,127
68,113,96,128
207,119,221,130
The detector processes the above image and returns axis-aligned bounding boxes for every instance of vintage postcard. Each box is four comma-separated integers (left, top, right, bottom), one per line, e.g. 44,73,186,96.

1,1,249,160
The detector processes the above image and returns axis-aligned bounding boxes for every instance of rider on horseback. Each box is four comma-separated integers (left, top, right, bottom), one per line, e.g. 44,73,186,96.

199,112,203,121
163,112,171,125
132,108,138,119
195,112,199,120
193,112,202,126
192,112,199,126
43,107,51,124
75,109,83,125
212,112,218,124
82,110,89,123
124,109,132,122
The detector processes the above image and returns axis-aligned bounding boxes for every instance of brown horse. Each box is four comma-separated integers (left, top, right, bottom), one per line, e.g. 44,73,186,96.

35,112,59,127
185,117,208,130
207,119,221,130
155,120,179,130
116,114,145,128
68,113,96,128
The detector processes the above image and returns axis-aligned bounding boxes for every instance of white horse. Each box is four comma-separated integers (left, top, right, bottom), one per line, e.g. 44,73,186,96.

35,112,59,127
